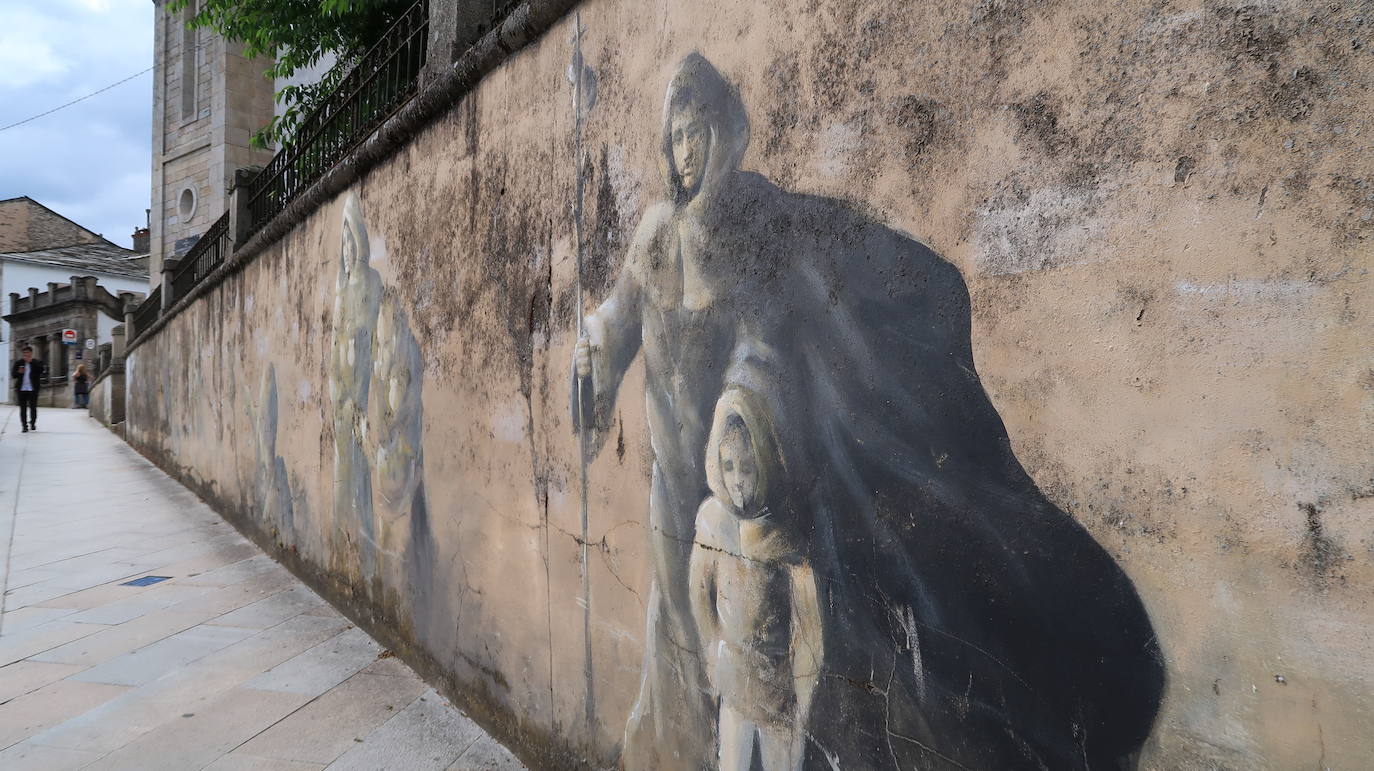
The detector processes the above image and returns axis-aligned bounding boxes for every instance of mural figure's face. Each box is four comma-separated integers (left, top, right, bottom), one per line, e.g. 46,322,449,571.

719,423,759,512
671,112,709,196
342,228,359,274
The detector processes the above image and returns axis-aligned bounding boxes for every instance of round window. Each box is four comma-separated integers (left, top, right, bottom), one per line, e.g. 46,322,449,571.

178,187,197,221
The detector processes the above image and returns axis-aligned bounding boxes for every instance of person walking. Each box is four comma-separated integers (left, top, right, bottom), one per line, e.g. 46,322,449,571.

11,344,46,432
72,363,91,409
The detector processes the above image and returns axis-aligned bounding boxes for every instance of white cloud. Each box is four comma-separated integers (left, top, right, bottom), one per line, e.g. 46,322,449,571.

0,0,152,247
0,37,70,89
0,7,73,89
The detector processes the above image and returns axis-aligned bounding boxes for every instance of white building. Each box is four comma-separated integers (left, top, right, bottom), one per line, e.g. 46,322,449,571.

2,243,149,389
0,197,149,399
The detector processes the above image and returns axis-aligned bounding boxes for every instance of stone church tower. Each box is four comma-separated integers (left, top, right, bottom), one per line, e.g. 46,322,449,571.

148,1,275,283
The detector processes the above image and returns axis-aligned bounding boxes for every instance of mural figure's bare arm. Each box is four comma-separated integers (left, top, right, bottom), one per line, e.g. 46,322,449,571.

570,203,670,454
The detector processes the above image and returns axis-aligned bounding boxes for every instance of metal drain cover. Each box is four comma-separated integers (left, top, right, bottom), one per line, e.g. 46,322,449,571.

121,575,172,587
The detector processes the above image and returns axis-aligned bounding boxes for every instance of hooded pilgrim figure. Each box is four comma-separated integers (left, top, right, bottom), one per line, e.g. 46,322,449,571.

331,194,383,577
572,52,756,770
574,53,1163,769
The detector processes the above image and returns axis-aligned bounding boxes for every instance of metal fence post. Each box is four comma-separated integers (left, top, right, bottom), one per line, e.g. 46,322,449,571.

111,325,126,360
122,294,139,338
423,0,482,86
229,166,261,249
160,259,180,311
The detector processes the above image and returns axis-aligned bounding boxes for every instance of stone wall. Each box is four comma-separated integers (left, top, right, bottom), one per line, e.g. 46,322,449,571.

89,353,125,427
125,1,1374,768
89,369,114,426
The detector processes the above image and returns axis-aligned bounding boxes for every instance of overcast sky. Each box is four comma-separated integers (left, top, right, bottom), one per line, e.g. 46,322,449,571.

0,0,153,250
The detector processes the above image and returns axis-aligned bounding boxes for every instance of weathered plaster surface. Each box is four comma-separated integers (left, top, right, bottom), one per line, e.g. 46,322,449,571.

127,0,1373,767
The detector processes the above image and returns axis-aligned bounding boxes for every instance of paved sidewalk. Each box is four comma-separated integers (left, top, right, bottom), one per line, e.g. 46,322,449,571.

0,406,525,771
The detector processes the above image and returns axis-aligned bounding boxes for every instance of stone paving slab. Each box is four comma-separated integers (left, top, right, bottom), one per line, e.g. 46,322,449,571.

70,623,257,686
0,407,528,770
324,690,491,771
64,583,217,625
26,617,354,755
31,609,227,666
205,585,328,630
449,736,526,771
0,620,113,667
81,687,315,771
203,753,327,771
0,679,132,748
242,627,383,697
1,605,80,632
0,741,106,771
236,672,428,764
0,659,87,704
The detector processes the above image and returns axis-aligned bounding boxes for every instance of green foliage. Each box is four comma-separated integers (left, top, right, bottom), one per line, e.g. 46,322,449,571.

169,0,413,149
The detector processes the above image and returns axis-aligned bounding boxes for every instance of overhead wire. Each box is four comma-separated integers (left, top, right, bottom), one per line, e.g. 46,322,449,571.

0,67,154,133
1,29,237,134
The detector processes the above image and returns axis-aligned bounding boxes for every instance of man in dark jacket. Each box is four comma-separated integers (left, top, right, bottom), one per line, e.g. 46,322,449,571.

12,345,45,432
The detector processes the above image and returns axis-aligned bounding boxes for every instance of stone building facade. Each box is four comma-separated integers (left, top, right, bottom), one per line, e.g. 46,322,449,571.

5,277,141,407
148,0,275,281
0,196,107,253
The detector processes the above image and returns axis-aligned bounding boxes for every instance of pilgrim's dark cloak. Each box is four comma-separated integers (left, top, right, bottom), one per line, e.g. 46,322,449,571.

576,53,1163,770
716,173,1166,769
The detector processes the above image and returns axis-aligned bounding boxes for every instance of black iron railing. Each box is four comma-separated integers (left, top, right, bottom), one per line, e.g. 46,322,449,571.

131,285,161,339
245,0,428,234
171,212,230,300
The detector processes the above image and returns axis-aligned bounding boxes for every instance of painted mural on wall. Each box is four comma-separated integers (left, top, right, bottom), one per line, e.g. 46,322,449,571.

253,366,295,541
329,194,433,612
571,54,1165,770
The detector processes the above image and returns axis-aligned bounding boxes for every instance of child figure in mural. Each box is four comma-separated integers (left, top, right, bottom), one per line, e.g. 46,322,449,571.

253,366,295,541
368,296,426,543
690,388,821,771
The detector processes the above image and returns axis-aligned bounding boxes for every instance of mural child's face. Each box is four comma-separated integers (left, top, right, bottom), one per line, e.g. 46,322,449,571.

671,112,709,195
719,424,759,512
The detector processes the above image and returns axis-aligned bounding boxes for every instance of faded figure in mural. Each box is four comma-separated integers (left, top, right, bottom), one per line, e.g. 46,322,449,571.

331,194,383,575
330,194,431,602
367,290,435,625
254,366,295,540
690,387,822,771
573,53,1164,769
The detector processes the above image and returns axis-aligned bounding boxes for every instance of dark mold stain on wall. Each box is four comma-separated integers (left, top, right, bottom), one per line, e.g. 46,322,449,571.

1297,501,1349,590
